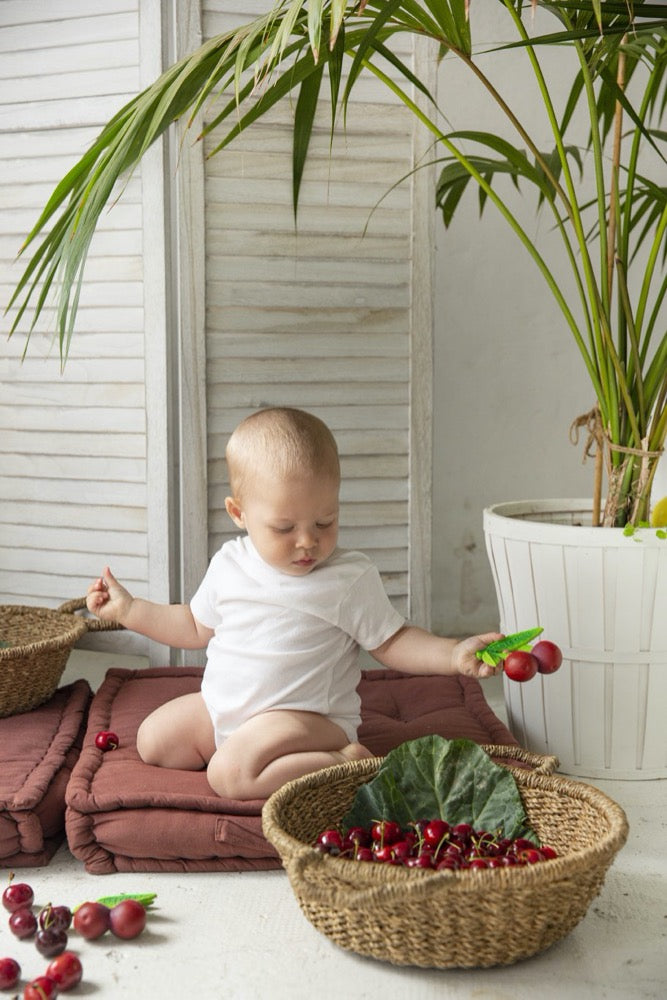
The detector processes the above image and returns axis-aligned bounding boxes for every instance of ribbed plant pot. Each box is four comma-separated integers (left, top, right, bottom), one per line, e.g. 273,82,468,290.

483,500,667,780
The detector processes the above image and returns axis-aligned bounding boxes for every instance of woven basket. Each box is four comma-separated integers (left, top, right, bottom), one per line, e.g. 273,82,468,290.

262,746,629,969
0,598,120,717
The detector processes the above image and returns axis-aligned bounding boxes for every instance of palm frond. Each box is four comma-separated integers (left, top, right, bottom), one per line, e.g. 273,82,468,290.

4,0,667,525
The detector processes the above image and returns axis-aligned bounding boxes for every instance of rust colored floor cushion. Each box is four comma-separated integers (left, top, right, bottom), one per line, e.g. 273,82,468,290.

65,667,518,874
1,680,91,868
358,668,517,755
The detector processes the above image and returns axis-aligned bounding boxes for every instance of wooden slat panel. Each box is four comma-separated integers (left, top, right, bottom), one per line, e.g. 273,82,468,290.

201,3,417,614
0,476,147,507
0,0,148,640
0,500,146,531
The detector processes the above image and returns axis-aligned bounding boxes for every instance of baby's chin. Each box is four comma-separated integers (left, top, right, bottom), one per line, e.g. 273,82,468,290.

284,559,319,575
281,553,335,576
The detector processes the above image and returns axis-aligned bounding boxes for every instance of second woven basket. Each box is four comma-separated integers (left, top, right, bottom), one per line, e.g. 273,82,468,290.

0,598,121,717
262,749,629,969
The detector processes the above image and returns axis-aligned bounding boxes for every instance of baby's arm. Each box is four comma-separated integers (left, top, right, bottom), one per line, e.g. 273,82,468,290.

369,625,504,680
86,566,213,649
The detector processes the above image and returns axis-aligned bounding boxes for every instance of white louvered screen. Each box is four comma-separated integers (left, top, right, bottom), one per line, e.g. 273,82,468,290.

201,3,424,618
0,1,150,652
1,2,433,658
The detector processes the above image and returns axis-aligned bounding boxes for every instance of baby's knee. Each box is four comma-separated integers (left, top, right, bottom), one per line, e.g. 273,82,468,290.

135,716,162,766
206,751,250,800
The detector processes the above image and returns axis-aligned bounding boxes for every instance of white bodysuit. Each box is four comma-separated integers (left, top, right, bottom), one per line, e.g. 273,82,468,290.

190,536,405,745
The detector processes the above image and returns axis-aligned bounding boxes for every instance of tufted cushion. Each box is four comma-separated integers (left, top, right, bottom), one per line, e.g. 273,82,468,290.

65,666,517,873
0,680,91,867
357,669,518,755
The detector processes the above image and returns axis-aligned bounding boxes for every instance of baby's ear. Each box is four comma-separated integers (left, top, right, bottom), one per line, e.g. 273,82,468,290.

224,496,245,528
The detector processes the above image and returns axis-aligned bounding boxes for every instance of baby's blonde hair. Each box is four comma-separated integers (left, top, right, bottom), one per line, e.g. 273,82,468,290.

226,407,340,501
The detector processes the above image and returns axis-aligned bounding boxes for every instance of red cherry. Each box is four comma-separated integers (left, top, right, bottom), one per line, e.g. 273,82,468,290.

23,975,59,1000
36,926,68,957
503,650,538,682
0,957,21,990
94,730,119,751
517,847,543,864
531,640,563,674
422,819,450,848
370,820,401,846
345,826,371,848
404,853,434,869
72,901,110,940
46,951,83,991
109,899,146,940
315,829,343,852
540,844,558,860
373,844,395,863
389,840,413,861
353,846,375,862
436,856,460,870
39,904,72,932
513,837,538,852
3,878,34,912
9,907,38,939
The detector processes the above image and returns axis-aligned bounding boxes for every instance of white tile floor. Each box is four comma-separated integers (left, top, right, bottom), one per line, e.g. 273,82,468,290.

2,651,665,999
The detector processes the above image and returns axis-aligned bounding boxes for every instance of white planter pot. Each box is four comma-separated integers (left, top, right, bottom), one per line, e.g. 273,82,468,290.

483,500,667,780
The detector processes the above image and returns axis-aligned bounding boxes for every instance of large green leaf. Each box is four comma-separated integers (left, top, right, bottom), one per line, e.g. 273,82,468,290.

342,735,538,842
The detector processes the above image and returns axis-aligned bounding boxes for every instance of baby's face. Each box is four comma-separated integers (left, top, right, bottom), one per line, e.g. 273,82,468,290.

228,473,340,576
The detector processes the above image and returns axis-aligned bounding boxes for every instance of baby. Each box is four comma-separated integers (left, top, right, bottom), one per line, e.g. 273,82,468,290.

87,407,502,800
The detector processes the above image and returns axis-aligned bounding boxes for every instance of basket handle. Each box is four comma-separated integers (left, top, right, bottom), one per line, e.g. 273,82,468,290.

482,743,559,775
57,597,123,633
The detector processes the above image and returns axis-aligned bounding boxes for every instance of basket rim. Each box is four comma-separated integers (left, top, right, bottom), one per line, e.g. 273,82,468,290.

262,753,630,899
0,603,88,657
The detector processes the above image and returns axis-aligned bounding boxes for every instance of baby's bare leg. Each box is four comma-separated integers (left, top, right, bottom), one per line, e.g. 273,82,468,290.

206,710,373,800
136,692,216,770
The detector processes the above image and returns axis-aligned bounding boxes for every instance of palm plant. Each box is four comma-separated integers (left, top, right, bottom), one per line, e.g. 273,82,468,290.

5,0,667,527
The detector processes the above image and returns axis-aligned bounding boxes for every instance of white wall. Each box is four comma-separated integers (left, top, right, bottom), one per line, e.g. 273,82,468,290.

430,5,596,636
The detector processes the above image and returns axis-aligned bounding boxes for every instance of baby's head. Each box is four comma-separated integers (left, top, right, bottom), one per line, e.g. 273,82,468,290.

225,408,341,574
225,407,340,502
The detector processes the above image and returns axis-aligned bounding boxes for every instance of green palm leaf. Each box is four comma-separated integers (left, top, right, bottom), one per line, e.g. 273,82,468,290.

4,0,666,526
292,61,326,215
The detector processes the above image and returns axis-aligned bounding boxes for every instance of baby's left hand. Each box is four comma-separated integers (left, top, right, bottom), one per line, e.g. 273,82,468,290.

452,632,505,679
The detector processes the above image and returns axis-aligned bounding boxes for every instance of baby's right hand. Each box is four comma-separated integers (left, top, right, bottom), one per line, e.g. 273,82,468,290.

86,567,133,624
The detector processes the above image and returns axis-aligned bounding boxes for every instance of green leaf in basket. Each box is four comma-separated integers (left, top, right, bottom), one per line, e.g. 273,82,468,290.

342,736,538,843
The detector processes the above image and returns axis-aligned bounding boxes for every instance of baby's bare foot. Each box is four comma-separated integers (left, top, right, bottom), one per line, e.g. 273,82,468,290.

331,742,374,764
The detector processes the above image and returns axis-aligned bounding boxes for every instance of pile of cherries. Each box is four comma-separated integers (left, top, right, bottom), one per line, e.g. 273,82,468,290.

1,874,147,997
314,818,558,870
